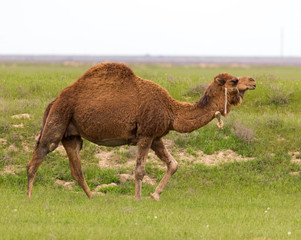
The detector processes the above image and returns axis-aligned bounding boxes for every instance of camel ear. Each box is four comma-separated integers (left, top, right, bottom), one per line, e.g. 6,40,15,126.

215,77,226,86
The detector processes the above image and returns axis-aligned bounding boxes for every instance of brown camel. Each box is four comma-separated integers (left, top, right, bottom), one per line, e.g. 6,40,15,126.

27,63,256,200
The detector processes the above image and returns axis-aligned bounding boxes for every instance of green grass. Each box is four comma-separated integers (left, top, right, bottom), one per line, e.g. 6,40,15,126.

1,176,301,240
1,62,301,239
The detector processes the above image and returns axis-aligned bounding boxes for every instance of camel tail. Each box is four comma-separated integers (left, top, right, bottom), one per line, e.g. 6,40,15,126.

35,99,57,150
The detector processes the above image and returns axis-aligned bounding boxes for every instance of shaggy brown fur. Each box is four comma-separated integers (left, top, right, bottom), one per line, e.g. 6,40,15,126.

27,63,256,200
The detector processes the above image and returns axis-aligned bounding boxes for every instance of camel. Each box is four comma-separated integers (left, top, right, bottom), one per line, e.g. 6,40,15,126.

27,63,256,200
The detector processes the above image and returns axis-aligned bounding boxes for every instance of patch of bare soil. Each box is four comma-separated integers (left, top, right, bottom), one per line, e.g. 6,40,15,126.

94,183,117,192
54,179,75,190
0,138,7,145
11,113,31,119
22,142,31,152
96,150,136,169
95,146,165,170
119,173,156,186
35,131,41,141
0,165,25,175
8,144,19,152
95,140,254,170
290,151,301,164
12,123,24,128
191,149,254,166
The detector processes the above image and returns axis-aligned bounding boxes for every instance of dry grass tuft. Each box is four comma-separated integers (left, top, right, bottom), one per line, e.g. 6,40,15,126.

268,84,293,105
231,121,255,144
185,83,208,96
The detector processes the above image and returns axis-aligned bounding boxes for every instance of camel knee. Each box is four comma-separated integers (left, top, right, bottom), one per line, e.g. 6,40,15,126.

47,142,59,152
27,160,42,179
169,160,178,175
135,165,146,181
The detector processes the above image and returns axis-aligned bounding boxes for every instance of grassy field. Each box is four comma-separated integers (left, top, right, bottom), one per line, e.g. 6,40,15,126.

0,62,301,239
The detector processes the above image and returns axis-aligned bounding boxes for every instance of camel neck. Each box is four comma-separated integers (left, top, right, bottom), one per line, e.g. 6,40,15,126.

171,96,226,133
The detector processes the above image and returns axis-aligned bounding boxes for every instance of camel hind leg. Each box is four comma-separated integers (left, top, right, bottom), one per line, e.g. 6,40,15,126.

61,136,93,198
150,138,178,201
27,108,71,198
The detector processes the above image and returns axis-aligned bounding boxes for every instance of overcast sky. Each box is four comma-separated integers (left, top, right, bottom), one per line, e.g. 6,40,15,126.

0,0,300,56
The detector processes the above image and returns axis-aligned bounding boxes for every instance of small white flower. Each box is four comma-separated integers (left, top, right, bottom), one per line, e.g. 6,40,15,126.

154,216,157,219
13,209,17,212
265,210,268,213
288,232,291,235
267,207,270,210
206,225,209,228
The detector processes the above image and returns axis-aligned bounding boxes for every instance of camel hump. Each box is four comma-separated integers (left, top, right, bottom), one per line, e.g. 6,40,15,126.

80,62,136,80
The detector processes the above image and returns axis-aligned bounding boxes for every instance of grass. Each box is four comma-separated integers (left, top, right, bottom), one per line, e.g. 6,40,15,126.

1,175,301,239
1,62,301,239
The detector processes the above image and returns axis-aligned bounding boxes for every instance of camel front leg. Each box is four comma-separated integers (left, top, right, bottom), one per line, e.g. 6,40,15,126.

62,136,93,198
215,111,224,129
150,138,178,201
135,137,152,200
27,148,47,198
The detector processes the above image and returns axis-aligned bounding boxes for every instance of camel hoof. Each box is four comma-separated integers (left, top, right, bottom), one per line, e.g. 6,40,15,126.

217,120,224,129
150,193,160,201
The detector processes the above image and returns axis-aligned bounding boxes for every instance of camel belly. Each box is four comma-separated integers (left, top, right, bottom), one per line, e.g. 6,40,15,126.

67,116,139,146
93,138,137,147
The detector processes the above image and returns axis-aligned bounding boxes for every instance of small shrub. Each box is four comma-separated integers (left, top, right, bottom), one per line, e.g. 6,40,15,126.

268,84,293,105
265,116,284,129
231,121,255,144
185,83,208,96
0,119,10,134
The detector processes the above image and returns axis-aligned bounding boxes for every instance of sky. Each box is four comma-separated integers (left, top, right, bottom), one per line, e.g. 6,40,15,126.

0,0,300,56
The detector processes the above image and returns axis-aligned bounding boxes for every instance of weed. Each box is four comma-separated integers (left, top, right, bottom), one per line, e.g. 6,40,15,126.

184,82,208,96
231,121,255,144
268,83,293,105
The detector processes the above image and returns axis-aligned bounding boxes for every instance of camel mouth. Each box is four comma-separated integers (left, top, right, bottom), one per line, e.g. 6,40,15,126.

247,84,256,90
239,91,245,98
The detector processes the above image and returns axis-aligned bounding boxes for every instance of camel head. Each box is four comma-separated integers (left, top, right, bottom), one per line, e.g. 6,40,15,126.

214,72,239,90
213,74,254,128
199,73,240,110
237,76,256,100
214,73,242,107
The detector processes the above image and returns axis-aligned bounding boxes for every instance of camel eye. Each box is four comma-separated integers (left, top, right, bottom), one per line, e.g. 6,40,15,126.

231,79,238,85
250,78,255,82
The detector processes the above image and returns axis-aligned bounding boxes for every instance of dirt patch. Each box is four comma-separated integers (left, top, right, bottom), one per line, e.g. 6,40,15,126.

54,179,74,190
1,165,25,175
94,183,117,192
12,123,24,128
22,142,31,152
179,149,254,166
119,173,156,186
290,151,301,164
95,139,253,169
34,131,41,141
143,175,156,185
96,150,136,169
8,144,19,152
11,113,31,120
0,138,7,145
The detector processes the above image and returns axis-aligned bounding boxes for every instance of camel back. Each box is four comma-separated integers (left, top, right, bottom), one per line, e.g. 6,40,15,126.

80,62,136,82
